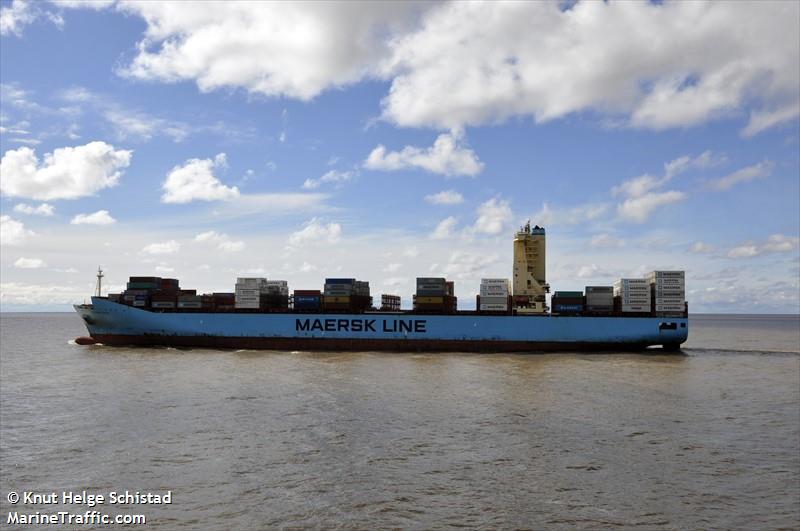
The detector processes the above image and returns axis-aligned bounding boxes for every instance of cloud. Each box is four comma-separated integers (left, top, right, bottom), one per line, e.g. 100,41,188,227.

610,152,715,223
161,153,239,203
690,241,716,254
288,218,342,246
302,169,355,189
617,191,685,223
590,234,625,248
117,2,419,100
380,2,799,133
472,198,512,235
364,130,483,177
13,257,46,269
0,0,60,36
13,203,54,216
194,230,245,252
424,189,464,205
0,142,131,200
531,202,608,227
430,216,458,240
741,102,800,137
103,109,189,142
710,160,774,191
435,251,499,280
141,240,181,255
70,210,117,225
0,215,33,246
727,234,799,259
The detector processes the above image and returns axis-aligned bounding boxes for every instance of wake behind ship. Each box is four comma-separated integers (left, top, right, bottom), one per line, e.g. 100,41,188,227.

74,223,688,351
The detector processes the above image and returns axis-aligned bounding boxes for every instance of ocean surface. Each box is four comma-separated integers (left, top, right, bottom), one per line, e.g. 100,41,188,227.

1,313,798,529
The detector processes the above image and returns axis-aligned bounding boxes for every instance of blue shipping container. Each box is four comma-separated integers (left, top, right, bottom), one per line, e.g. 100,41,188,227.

554,304,583,312
325,278,355,285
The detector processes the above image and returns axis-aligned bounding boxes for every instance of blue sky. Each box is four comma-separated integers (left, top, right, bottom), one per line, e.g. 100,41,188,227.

1,0,798,312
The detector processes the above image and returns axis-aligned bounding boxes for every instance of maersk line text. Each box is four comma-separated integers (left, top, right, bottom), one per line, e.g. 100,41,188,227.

296,318,427,333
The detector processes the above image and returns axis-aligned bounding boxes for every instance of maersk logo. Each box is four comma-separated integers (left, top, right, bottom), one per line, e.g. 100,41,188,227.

296,318,427,333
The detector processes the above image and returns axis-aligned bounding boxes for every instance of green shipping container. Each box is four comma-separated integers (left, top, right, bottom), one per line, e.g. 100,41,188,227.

127,282,159,289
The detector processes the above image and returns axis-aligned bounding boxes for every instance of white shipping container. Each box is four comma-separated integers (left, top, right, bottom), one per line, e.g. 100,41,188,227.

480,296,508,304
656,305,685,311
481,278,509,285
132,300,146,307
647,270,685,279
620,304,650,312
480,289,509,296
237,277,266,285
480,304,508,311
177,301,202,308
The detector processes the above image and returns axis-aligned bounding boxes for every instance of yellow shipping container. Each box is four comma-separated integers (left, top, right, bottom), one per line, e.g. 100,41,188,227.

323,295,351,303
415,296,444,304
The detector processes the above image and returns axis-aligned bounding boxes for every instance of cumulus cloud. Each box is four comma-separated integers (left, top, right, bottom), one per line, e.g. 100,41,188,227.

70,210,116,225
363,130,483,177
381,2,799,133
710,160,774,191
13,257,46,269
141,240,181,255
13,203,54,216
118,2,418,100
161,153,239,203
288,218,342,246
430,216,458,240
727,234,799,259
0,142,131,200
302,169,355,189
0,215,33,246
194,230,245,252
472,198,512,235
424,190,464,205
435,251,499,280
0,0,60,36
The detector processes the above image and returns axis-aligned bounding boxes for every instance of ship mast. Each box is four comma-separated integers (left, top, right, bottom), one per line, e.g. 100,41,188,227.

95,266,104,297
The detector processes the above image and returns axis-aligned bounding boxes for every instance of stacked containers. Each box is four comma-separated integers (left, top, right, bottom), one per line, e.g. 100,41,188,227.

613,279,651,313
551,291,584,314
414,278,457,313
294,289,322,311
478,278,510,312
647,271,685,315
380,294,401,311
262,280,289,310
213,292,236,311
177,289,201,309
324,278,355,311
585,286,613,313
151,291,177,309
235,277,265,309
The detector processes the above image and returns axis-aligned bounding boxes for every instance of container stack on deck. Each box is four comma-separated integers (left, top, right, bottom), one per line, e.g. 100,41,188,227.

477,278,511,313
613,279,651,313
585,286,613,313
413,277,457,313
551,291,584,314
648,271,685,316
380,294,401,311
294,290,322,311
323,278,372,312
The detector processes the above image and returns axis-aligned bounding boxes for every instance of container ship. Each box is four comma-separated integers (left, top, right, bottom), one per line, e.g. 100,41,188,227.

74,223,688,351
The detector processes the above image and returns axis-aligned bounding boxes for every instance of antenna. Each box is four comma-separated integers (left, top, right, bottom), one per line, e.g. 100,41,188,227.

95,266,104,297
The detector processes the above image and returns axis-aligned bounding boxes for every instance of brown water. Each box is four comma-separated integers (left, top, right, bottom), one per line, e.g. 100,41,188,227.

1,313,798,529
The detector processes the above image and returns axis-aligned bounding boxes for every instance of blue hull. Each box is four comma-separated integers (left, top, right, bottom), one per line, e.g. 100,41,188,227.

74,298,688,352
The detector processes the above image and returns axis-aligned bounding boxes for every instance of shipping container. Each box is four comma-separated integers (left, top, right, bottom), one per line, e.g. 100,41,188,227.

127,282,159,290
553,291,583,298
151,301,176,309
415,296,444,304
132,300,147,307
294,290,321,296
586,305,613,312
325,278,355,285
177,301,202,309
480,304,509,311
585,286,613,293
324,295,351,304
553,303,583,313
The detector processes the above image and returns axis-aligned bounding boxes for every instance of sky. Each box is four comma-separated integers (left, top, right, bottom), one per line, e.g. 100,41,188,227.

0,0,798,313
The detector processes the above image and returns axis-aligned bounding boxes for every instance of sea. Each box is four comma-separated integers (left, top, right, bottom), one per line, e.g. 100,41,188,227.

1,313,798,529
